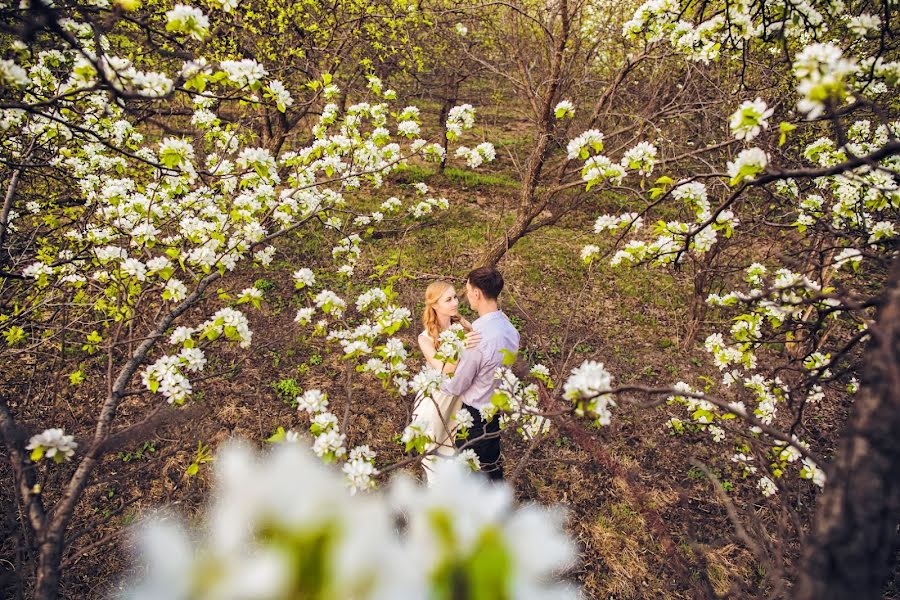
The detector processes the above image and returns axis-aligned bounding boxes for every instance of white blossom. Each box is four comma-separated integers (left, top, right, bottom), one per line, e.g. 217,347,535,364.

727,147,768,184
554,100,575,119
298,389,328,414
729,98,774,141
563,360,615,425
165,5,209,40
758,476,778,497
27,428,77,462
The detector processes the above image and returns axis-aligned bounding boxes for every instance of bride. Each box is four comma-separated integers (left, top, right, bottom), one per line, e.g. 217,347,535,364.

413,281,480,479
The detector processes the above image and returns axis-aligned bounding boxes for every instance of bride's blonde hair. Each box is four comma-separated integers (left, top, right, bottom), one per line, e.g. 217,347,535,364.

422,281,467,344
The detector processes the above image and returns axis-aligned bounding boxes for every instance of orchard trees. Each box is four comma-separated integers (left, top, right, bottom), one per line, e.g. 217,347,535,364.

0,1,510,597
569,0,900,595
1,0,898,597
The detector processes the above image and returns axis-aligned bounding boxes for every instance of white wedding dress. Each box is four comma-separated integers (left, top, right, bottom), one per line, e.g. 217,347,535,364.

412,330,462,481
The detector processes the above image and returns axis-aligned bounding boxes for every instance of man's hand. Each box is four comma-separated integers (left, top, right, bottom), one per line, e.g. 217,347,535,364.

464,330,482,349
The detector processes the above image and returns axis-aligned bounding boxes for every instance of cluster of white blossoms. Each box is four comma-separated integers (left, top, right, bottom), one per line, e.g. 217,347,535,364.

264,80,293,112
665,373,828,495
573,136,660,194
165,4,210,41
593,212,642,234
313,290,347,316
400,418,433,454
433,323,467,364
727,147,768,184
622,0,899,121
142,355,193,404
124,443,576,599
308,285,413,393
758,475,778,497
554,100,575,119
292,267,315,289
199,307,253,348
295,389,349,464
0,58,29,87
342,445,379,494
562,360,616,426
846,13,881,37
488,367,552,439
793,43,857,119
445,104,476,140
454,142,497,168
409,194,450,219
663,254,845,495
793,120,900,248
620,141,658,175
566,128,605,160
729,98,774,141
581,154,626,188
589,176,740,268
27,428,78,463
219,58,268,89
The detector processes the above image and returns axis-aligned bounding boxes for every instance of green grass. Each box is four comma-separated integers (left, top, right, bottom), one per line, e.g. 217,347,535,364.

486,132,533,152
509,225,595,287
442,167,519,189
389,163,434,184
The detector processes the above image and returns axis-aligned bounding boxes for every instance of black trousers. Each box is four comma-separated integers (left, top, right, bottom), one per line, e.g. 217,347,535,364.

457,405,503,481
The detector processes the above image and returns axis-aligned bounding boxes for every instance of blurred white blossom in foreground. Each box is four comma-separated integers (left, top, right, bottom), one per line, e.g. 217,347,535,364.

124,441,577,599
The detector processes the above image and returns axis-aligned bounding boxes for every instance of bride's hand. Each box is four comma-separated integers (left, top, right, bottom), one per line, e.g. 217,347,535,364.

464,331,481,349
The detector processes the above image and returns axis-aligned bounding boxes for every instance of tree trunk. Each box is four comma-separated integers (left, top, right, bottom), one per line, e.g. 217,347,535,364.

477,0,570,268
437,82,459,174
478,207,537,268
795,252,900,599
34,534,64,600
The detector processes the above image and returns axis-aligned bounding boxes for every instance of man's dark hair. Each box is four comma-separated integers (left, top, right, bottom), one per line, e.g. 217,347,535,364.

466,266,504,300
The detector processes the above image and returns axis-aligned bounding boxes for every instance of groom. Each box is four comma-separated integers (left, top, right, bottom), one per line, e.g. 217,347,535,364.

440,266,519,481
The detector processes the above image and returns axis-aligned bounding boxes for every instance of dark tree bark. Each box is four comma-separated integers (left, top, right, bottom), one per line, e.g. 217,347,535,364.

795,250,900,599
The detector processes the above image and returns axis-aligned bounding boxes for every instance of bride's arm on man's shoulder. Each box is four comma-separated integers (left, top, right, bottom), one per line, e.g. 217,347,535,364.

418,332,456,374
459,319,481,349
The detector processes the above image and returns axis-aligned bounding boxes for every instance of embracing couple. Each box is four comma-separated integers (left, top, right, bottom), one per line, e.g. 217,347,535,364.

412,266,519,482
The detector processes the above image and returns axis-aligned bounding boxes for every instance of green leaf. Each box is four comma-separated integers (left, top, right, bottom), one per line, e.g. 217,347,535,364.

779,121,796,133
465,528,513,600
499,349,518,366
490,391,511,411
778,121,796,147
69,370,85,385
3,325,26,345
266,426,287,443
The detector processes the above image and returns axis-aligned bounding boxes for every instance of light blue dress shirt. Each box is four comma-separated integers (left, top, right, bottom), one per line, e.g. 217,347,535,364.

440,310,520,409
